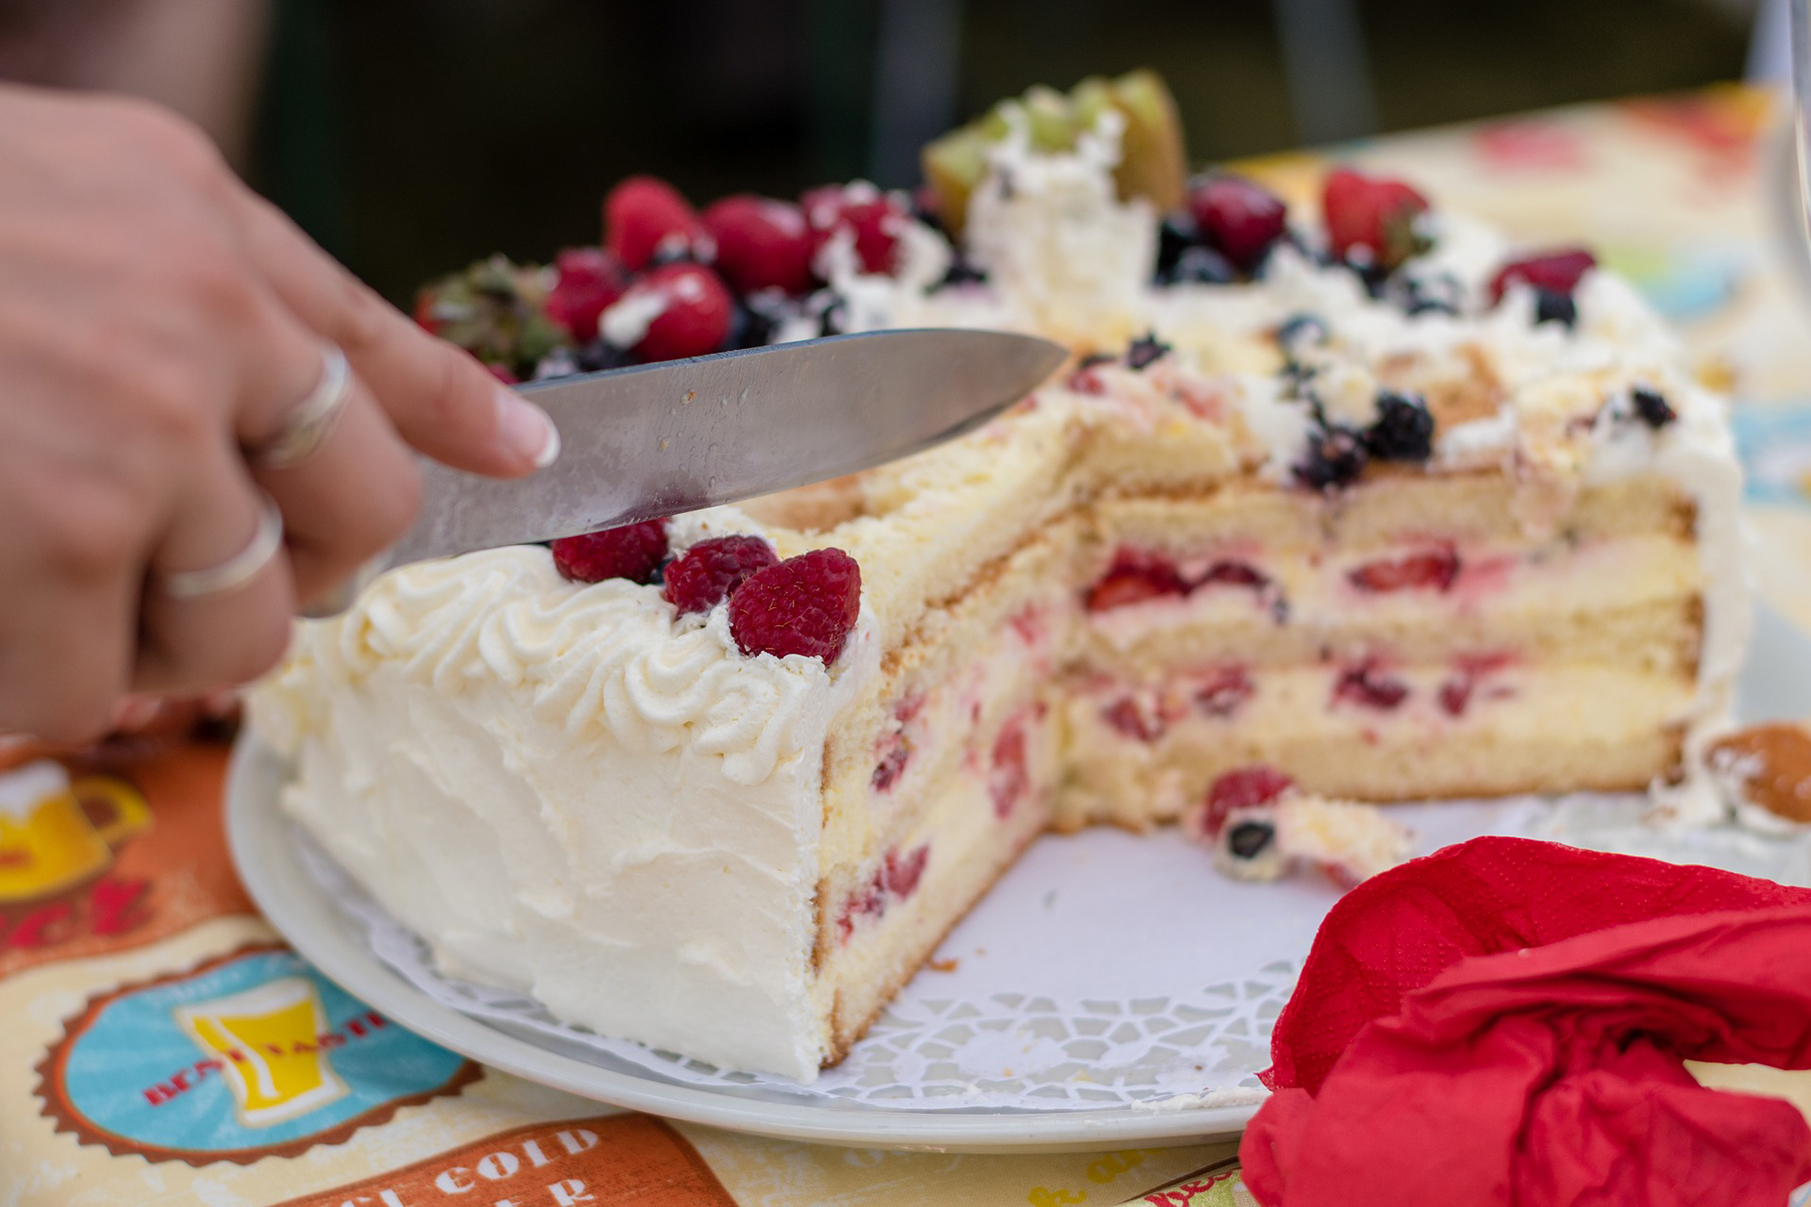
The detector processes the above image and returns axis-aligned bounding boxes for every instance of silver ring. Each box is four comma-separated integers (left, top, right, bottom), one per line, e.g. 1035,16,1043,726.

253,345,352,469
161,495,284,600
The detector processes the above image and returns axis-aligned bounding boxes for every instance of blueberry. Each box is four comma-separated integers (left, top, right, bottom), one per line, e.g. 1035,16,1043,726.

1364,392,1435,462
574,338,633,373
937,256,988,288
1631,386,1676,429
1125,332,1172,371
1275,313,1329,353
1391,271,1462,317
1533,288,1577,328
1293,423,1368,491
1162,245,1239,286
1226,820,1275,860
1155,212,1200,280
723,300,776,351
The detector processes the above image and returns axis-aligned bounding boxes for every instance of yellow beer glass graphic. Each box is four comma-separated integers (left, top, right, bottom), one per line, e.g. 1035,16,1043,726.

176,977,350,1128
0,760,150,902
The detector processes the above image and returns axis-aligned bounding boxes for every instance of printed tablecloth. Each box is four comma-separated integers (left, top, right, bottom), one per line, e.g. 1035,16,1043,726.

4,84,1811,1206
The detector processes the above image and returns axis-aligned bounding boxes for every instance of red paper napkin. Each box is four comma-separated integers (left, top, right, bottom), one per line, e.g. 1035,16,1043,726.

1239,836,1811,1206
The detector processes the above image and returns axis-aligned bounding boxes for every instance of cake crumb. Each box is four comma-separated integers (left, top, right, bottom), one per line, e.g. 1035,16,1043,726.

929,957,960,973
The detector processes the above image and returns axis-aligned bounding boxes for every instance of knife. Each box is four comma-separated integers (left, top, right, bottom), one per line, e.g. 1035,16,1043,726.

308,328,1066,613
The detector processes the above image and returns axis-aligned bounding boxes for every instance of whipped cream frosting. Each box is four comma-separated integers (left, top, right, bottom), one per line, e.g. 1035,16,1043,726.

254,535,879,1080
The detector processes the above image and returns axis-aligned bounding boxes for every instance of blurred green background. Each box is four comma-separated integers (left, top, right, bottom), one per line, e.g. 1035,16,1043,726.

0,0,1758,304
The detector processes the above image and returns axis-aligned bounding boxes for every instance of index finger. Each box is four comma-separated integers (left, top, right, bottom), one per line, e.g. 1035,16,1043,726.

229,191,558,478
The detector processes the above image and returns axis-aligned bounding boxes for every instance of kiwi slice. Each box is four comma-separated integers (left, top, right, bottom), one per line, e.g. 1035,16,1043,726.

920,70,1188,238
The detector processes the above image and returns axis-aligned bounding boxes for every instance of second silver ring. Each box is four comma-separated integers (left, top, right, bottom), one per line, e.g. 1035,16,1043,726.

253,345,353,470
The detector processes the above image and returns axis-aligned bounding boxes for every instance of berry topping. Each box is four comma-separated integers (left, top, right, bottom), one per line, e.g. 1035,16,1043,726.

1293,424,1368,492
1155,212,1201,280
544,247,628,344
1188,173,1289,272
802,183,907,276
1332,664,1410,711
1487,248,1595,306
1322,167,1431,273
1125,332,1172,370
604,176,709,272
1275,312,1329,354
1200,766,1295,837
989,717,1031,818
1631,386,1676,428
1364,392,1435,462
551,519,670,584
1348,545,1460,593
1085,550,1190,611
662,535,779,614
728,547,862,662
701,195,816,296
872,738,911,792
611,263,734,362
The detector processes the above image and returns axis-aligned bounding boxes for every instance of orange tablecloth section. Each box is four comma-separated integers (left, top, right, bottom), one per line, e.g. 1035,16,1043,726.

4,85,1811,1206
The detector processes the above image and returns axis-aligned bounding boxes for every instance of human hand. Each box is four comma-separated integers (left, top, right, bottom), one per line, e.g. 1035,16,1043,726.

0,84,560,742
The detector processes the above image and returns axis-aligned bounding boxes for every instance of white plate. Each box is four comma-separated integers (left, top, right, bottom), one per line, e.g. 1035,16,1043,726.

227,604,1811,1152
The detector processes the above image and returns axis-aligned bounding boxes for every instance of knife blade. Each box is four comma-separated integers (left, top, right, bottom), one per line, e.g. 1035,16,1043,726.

386,327,1065,568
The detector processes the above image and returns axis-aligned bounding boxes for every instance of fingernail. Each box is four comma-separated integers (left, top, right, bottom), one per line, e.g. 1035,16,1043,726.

495,387,561,470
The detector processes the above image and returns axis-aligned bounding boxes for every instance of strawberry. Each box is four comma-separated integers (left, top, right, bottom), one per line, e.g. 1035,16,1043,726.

1085,550,1189,611
544,247,628,343
1347,546,1460,593
802,182,907,276
611,263,734,362
702,195,815,295
604,176,709,272
1188,173,1289,271
1322,167,1430,273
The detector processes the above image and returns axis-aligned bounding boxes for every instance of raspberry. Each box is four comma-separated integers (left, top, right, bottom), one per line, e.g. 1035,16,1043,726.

872,737,911,791
544,247,628,344
1322,168,1430,273
1348,546,1460,593
551,519,669,584
1201,766,1295,837
1085,550,1189,611
1364,391,1435,461
1437,677,1472,718
662,535,778,615
604,176,709,272
702,195,815,296
1189,173,1289,272
883,844,929,898
802,183,907,276
1103,698,1164,742
728,547,862,661
989,718,1030,818
1487,248,1595,306
1332,664,1410,711
613,263,734,362
1631,386,1676,428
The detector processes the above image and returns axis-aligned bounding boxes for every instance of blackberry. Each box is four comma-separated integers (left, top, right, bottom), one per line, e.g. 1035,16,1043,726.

1533,288,1577,328
1226,819,1275,860
1155,212,1200,280
1364,392,1434,462
1125,332,1172,371
723,300,776,351
1293,423,1367,491
1631,386,1676,429
1162,245,1238,285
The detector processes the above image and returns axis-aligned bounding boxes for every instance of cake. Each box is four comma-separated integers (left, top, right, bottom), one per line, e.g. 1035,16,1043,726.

250,74,1748,1082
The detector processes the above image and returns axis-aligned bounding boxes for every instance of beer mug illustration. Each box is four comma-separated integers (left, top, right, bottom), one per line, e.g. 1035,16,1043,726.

176,977,350,1128
0,760,150,903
